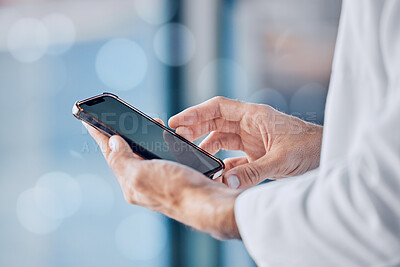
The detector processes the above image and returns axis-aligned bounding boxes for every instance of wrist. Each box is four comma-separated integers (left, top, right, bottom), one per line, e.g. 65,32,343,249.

209,187,242,240
304,123,323,166
179,181,242,240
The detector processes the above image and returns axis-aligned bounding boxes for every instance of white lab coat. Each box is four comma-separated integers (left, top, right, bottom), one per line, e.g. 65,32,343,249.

235,1,400,266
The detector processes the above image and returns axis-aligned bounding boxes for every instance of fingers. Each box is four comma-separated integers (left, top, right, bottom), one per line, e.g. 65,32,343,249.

83,122,111,159
153,118,165,126
107,135,137,174
84,122,138,175
213,157,248,186
223,157,249,172
223,155,279,189
162,129,202,170
168,96,247,129
175,118,240,141
213,176,223,183
199,132,243,155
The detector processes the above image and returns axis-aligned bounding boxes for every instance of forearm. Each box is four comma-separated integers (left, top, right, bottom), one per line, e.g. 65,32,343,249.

174,181,242,240
302,122,323,170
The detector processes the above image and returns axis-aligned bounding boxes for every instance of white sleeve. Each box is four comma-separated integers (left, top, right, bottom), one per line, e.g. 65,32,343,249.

235,91,400,266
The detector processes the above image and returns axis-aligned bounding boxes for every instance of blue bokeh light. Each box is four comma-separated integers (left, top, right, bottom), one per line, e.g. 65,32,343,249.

95,38,148,91
115,211,168,261
16,188,63,235
289,83,327,124
154,23,196,66
135,0,177,25
34,172,82,220
249,88,289,114
76,173,114,216
7,17,49,63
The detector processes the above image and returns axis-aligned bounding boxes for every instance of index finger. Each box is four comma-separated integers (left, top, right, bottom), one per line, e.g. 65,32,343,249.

83,122,111,160
168,96,246,129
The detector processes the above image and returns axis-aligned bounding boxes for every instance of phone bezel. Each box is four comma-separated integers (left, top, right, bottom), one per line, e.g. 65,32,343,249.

73,93,225,178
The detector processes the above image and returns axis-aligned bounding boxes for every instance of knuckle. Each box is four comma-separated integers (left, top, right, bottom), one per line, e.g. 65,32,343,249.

109,153,131,171
107,153,119,169
121,178,141,205
214,138,222,151
224,159,235,170
219,135,229,148
123,191,135,204
242,165,261,185
261,103,274,113
209,118,218,131
212,96,226,103
254,113,266,126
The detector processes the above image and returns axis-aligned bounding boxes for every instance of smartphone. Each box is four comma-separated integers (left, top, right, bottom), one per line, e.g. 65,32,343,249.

72,93,224,178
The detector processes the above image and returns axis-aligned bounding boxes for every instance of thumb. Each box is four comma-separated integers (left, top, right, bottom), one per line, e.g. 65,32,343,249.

223,158,275,189
107,135,136,172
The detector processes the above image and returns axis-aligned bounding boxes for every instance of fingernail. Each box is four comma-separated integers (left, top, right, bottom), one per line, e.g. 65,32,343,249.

109,137,118,151
227,175,240,189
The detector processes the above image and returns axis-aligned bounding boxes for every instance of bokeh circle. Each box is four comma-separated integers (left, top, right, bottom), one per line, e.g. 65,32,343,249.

289,83,327,124
115,212,167,261
42,13,75,55
34,172,82,220
197,59,248,99
16,188,62,234
96,38,148,91
135,0,177,25
7,17,49,63
76,173,114,216
249,88,289,114
154,23,196,66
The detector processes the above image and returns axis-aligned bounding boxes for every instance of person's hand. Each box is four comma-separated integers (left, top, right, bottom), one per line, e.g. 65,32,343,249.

169,97,323,189
83,122,241,240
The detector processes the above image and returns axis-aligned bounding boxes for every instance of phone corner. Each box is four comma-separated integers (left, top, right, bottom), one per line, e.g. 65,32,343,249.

72,101,81,119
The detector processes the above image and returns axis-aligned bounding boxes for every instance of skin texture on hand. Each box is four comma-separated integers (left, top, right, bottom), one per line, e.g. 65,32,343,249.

84,122,241,240
83,96,323,240
169,96,323,189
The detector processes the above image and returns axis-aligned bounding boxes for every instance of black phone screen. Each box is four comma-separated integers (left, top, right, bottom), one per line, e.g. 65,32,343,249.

80,96,222,175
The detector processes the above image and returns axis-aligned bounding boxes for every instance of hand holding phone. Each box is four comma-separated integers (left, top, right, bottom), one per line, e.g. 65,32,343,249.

73,93,224,178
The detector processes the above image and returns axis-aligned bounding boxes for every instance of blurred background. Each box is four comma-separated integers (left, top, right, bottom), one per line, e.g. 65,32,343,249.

0,0,341,266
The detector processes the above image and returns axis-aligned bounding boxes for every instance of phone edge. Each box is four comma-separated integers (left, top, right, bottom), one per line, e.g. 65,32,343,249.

72,93,225,178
